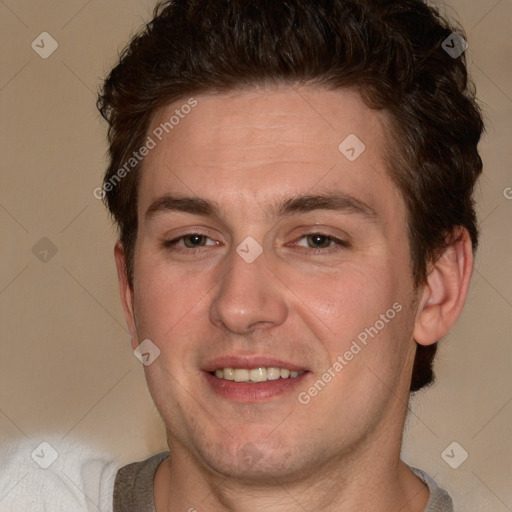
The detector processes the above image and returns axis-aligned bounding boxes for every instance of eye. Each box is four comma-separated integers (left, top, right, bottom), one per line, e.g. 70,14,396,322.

294,233,349,251
165,233,218,250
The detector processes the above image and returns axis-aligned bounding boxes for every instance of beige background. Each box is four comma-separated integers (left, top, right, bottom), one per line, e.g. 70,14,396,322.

1,0,511,509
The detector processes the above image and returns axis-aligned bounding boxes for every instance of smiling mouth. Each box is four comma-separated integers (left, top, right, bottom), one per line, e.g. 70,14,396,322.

211,367,306,383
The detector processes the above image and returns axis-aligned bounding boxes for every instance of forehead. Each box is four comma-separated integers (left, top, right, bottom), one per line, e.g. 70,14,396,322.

149,85,385,161
139,85,403,222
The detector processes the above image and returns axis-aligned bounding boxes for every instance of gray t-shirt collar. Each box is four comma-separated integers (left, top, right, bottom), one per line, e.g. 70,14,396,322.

113,453,453,512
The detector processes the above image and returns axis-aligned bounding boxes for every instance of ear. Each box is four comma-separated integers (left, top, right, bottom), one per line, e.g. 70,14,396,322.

114,242,139,350
413,227,474,346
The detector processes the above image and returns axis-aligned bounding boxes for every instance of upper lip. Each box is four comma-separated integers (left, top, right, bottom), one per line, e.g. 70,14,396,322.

202,356,307,373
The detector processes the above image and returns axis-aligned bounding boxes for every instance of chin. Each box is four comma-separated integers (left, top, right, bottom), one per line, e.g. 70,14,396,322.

198,438,298,481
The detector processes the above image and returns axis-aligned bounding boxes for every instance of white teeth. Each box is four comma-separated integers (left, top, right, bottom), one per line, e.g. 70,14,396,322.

267,367,281,380
212,367,304,383
249,367,267,382
234,369,249,382
223,368,235,381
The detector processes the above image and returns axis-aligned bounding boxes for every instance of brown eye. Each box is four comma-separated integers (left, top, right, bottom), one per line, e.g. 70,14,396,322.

183,234,208,248
292,232,349,253
164,233,217,251
306,234,333,249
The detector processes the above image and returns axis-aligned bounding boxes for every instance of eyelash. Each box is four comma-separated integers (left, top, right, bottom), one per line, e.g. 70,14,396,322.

163,232,349,254
164,233,218,253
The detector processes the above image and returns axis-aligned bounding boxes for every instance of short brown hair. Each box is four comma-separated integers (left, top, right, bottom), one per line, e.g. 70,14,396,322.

97,0,484,392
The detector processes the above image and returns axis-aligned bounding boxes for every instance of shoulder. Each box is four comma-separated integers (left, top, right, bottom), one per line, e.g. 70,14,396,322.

0,437,120,512
113,452,169,512
409,466,454,512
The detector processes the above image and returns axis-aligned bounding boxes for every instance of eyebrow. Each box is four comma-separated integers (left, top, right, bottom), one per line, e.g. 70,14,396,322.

145,192,377,222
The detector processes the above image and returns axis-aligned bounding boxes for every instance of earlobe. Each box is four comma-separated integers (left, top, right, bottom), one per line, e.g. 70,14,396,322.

114,243,138,350
413,228,474,347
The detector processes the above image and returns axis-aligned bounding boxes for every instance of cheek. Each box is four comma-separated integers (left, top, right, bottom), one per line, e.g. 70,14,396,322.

132,260,196,338
289,264,413,387
286,260,402,336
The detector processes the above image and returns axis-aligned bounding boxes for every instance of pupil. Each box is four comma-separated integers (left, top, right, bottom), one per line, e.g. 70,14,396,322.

309,234,329,248
186,235,204,247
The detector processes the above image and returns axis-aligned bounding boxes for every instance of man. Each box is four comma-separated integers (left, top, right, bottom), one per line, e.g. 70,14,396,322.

99,0,483,510
0,0,483,511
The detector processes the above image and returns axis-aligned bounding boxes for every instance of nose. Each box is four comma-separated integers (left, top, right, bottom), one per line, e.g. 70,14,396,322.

209,245,288,335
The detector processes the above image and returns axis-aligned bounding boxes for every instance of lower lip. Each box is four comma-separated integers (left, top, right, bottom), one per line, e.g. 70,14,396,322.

203,371,308,402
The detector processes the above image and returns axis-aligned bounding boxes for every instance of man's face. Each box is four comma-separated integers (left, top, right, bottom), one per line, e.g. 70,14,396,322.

124,86,420,480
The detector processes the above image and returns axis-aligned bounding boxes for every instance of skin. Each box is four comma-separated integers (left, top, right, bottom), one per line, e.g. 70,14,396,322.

115,85,473,511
